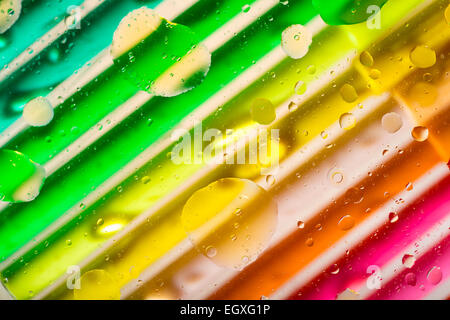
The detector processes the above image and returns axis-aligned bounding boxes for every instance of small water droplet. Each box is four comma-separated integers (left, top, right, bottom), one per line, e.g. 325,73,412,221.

411,126,429,142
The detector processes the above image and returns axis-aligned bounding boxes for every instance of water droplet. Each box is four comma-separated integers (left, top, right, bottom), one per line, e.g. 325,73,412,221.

288,101,298,112
66,239,72,246
402,254,415,268
294,80,307,95
307,65,316,74
74,270,120,300
242,4,251,13
405,273,417,286
338,215,355,231
360,51,374,67
265,175,276,186
0,0,21,33
250,98,276,125
181,178,277,270
369,68,381,80
339,84,358,103
297,220,305,229
405,182,413,191
205,246,217,258
389,212,398,223
339,113,356,130
329,264,340,274
410,45,436,68
281,24,312,59
305,237,314,247
112,8,211,97
411,126,429,142
427,266,442,285
141,176,151,184
22,97,53,127
0,150,45,203
381,112,403,134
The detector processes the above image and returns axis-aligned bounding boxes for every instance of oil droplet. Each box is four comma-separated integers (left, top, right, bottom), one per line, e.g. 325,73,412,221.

339,113,356,130
250,98,276,125
340,84,358,103
281,24,312,59
389,212,398,223
0,150,45,203
410,45,436,69
402,254,415,268
360,51,374,67
427,266,442,285
294,80,307,95
381,112,403,134
181,178,277,270
297,220,305,229
405,273,417,286
0,0,21,33
22,97,53,127
305,237,314,247
112,8,211,97
338,215,355,231
74,270,120,300
411,126,429,142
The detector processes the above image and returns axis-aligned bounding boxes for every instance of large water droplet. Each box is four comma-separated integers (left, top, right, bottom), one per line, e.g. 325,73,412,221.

250,98,276,125
360,51,374,67
0,0,21,33
381,112,403,134
281,24,312,59
112,7,211,97
410,45,436,69
181,178,278,270
0,150,45,203
22,96,54,127
427,266,442,285
340,84,358,103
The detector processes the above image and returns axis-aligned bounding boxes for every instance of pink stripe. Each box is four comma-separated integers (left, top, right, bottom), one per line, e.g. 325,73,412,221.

290,174,450,300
